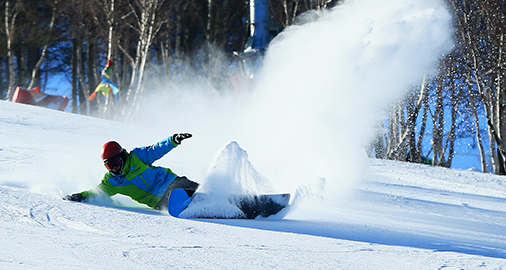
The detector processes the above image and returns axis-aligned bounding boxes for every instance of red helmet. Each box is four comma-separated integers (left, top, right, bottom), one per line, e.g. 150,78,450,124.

101,141,125,174
101,141,123,161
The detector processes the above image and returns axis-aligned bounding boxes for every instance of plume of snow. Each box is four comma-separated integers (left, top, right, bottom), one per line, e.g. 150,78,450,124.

132,0,453,207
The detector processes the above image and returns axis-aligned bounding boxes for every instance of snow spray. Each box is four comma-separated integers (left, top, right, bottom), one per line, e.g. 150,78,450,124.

237,0,454,205
134,0,454,209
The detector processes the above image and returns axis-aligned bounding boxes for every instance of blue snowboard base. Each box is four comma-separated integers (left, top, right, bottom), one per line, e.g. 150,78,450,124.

168,188,192,217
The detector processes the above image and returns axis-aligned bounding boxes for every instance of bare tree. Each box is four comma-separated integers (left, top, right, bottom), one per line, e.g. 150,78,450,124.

119,0,166,118
27,0,57,89
450,0,506,174
270,0,337,28
380,78,430,163
4,0,21,100
105,0,114,61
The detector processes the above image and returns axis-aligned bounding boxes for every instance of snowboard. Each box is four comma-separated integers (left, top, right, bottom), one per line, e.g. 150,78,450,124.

168,188,290,219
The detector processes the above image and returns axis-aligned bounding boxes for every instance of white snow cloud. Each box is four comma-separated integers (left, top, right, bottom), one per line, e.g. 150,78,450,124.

237,0,454,204
132,0,454,207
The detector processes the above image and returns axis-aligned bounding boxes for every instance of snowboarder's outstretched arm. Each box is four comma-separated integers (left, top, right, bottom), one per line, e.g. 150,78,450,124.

63,181,118,202
132,133,192,165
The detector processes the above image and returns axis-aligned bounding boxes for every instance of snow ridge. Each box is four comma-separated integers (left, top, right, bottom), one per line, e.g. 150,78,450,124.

180,141,272,218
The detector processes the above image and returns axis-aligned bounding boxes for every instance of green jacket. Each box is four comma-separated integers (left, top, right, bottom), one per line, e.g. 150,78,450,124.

81,137,179,208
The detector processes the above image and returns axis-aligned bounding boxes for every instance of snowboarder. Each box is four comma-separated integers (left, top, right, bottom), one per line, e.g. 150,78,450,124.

63,133,199,211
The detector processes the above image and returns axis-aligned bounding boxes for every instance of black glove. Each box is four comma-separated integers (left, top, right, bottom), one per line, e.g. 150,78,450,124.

63,193,84,202
173,133,192,144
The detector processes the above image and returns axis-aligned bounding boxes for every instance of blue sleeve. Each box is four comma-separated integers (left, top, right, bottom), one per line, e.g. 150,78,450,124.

131,136,178,165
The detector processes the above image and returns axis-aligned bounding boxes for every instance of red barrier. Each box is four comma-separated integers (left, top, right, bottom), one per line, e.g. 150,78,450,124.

12,87,69,111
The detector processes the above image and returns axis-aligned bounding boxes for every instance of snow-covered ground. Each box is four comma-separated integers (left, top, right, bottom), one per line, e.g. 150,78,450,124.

1,100,506,269
2,0,505,268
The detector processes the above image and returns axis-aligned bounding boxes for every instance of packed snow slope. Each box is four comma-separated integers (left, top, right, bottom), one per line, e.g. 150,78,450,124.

1,0,505,267
1,101,506,269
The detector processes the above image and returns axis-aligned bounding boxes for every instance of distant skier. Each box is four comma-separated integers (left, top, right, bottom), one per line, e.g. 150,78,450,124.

64,134,199,210
87,60,120,102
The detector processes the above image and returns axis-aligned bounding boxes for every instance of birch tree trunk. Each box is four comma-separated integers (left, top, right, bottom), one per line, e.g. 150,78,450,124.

122,0,166,119
5,0,19,100
386,103,400,159
442,82,459,168
467,82,488,172
106,0,114,61
384,79,428,162
432,77,444,166
416,77,429,159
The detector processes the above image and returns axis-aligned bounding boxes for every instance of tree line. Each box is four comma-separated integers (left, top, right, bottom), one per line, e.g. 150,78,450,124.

369,0,506,174
1,0,506,174
0,0,336,117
